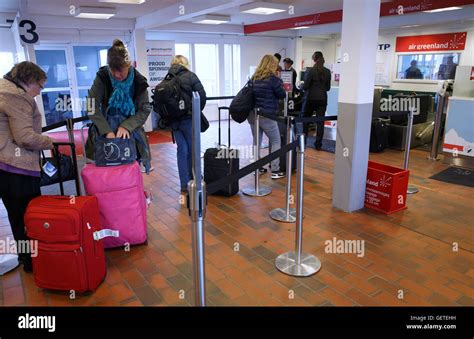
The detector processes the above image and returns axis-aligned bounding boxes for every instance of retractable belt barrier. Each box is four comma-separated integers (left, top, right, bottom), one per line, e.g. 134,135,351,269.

206,111,335,195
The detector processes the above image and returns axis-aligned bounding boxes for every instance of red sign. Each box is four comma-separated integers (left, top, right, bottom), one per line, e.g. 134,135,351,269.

395,32,467,52
244,0,474,34
244,10,342,34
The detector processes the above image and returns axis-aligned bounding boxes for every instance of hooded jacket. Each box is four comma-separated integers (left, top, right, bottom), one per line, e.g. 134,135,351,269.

0,74,53,173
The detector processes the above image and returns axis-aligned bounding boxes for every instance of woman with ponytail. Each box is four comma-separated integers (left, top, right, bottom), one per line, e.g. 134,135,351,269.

301,51,331,150
85,39,152,172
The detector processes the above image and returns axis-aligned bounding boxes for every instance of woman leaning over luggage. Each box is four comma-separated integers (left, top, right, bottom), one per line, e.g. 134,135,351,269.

0,61,54,272
85,39,153,172
248,54,286,179
168,55,206,193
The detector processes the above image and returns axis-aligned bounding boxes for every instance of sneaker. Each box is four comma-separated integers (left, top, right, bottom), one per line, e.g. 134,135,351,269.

271,171,285,179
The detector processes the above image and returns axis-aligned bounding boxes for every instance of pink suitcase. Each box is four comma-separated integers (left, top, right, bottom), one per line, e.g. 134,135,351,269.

81,162,147,248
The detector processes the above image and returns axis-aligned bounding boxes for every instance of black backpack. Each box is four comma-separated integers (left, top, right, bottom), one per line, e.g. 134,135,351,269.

152,72,189,125
229,81,254,123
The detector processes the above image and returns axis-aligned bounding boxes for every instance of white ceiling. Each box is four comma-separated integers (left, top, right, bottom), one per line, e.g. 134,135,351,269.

0,0,472,35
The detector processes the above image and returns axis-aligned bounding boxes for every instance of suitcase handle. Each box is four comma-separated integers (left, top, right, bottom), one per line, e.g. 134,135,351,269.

218,106,231,148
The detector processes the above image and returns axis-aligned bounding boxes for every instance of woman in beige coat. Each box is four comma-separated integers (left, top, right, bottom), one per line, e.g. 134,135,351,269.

0,61,53,272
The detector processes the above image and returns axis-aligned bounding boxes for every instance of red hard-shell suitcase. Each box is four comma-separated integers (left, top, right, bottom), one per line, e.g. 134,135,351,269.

25,196,106,292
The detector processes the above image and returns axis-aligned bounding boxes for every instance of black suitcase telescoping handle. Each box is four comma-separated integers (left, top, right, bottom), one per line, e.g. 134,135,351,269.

218,106,231,148
51,142,81,197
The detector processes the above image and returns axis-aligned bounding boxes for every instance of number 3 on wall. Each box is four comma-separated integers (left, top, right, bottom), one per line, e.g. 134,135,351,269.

19,19,39,44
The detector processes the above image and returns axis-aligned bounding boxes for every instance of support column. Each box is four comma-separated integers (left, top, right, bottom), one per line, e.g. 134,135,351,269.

332,0,381,212
132,28,153,132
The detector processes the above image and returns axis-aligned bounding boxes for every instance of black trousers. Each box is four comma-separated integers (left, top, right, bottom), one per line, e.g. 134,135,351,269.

0,169,41,262
302,99,327,148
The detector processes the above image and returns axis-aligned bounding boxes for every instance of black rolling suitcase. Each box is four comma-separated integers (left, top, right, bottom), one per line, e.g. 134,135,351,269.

204,107,239,196
370,118,389,153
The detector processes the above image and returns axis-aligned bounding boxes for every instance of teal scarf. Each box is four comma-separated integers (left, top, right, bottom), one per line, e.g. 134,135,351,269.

108,66,135,116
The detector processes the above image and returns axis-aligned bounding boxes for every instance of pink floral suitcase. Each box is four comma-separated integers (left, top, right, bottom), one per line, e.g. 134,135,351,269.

81,162,147,248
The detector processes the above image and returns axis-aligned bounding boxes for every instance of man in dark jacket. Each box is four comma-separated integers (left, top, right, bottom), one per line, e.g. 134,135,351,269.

302,51,331,150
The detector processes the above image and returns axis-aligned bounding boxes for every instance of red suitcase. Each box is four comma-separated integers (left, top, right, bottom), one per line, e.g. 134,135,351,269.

25,196,106,292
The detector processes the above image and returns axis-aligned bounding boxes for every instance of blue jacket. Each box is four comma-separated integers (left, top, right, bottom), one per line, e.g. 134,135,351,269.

252,75,286,114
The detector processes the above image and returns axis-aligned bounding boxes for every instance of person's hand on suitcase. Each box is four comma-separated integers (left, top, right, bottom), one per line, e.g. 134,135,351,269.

106,132,116,139
116,127,130,139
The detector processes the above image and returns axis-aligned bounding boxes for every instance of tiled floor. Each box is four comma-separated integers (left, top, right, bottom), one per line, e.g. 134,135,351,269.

0,120,473,306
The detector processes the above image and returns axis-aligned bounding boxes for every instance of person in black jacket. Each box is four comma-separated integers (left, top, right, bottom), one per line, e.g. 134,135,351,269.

302,51,331,150
248,54,286,179
168,55,206,192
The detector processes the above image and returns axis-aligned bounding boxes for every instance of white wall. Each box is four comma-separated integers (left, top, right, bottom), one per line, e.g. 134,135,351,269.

146,31,293,121
0,27,16,76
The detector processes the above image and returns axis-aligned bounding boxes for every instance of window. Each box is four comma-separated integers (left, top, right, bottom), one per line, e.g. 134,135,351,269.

73,46,108,116
175,43,192,70
0,52,14,78
194,44,219,97
36,49,72,125
397,53,460,80
224,44,241,95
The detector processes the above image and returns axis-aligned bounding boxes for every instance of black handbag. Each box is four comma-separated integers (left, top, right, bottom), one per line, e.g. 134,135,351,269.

229,81,254,123
201,113,209,132
40,148,75,187
94,136,137,167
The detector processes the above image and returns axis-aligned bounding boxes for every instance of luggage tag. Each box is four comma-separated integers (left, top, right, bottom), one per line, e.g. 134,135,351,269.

42,161,57,177
93,229,120,241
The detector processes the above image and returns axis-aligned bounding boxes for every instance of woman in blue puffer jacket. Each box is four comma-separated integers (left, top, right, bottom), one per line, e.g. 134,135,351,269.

248,54,286,179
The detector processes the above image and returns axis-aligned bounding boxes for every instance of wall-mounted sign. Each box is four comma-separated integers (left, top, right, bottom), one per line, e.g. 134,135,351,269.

18,19,39,45
395,32,467,52
280,71,293,93
146,41,174,88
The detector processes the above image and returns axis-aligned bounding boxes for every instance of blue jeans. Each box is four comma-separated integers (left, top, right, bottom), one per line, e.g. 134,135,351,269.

172,118,193,189
247,111,281,172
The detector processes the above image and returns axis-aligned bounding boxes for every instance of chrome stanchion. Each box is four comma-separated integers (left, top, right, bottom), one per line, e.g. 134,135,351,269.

188,91,206,306
404,108,419,195
275,133,321,277
427,93,445,161
243,109,272,197
270,113,296,222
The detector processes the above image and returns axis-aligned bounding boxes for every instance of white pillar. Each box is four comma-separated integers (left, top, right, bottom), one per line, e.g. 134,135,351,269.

332,0,381,212
132,28,153,132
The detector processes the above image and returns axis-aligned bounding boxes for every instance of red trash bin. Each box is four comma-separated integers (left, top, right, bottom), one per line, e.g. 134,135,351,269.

365,161,409,214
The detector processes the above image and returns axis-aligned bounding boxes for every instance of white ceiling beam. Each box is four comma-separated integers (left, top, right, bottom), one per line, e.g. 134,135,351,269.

26,14,135,31
147,22,244,35
135,0,255,30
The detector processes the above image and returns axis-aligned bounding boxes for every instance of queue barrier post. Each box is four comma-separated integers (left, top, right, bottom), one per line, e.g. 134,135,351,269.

242,109,272,197
188,91,207,306
404,108,419,195
275,133,321,277
270,93,296,222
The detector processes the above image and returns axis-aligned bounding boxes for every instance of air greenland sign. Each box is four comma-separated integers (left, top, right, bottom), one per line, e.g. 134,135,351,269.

396,32,467,52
